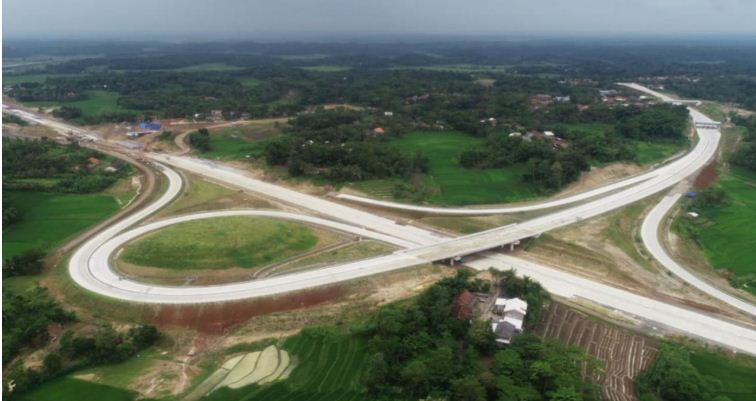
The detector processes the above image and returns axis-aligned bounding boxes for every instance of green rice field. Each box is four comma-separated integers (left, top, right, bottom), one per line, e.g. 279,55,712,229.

199,329,369,401
3,191,120,258
18,378,137,401
695,167,756,279
369,131,544,205
25,90,131,120
689,349,756,401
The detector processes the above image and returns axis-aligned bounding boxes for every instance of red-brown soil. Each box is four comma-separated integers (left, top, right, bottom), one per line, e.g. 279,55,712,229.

694,161,718,189
147,286,345,334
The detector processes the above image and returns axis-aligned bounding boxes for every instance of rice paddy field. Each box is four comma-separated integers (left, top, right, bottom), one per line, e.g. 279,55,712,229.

3,191,120,258
118,217,320,271
18,377,137,401
199,329,369,401
360,130,544,205
24,90,132,121
689,349,756,401
695,167,756,279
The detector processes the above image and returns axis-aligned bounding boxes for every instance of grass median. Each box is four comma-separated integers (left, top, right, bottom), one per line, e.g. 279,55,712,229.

119,217,321,271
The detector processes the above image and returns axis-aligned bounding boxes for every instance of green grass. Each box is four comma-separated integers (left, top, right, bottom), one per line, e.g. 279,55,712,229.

18,377,137,401
689,349,756,401
25,90,131,120
2,73,61,85
277,241,396,274
384,131,545,205
3,191,120,258
2,275,40,294
633,140,684,165
300,65,352,72
237,76,262,87
201,123,282,160
119,217,319,271
72,349,163,389
398,64,512,73
695,167,756,277
198,329,369,401
204,136,271,160
174,63,244,72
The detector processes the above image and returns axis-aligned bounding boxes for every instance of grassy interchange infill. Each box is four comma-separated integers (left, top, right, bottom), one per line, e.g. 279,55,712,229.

118,217,327,271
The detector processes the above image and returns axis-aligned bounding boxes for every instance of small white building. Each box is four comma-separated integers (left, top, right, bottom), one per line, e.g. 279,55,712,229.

492,297,528,345
544,131,555,137
384,111,394,117
508,132,522,137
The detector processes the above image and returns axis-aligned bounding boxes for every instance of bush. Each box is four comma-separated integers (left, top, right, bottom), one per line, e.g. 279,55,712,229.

189,128,211,152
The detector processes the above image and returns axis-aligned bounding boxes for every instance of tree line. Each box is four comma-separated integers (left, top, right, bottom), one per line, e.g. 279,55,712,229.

636,343,734,401
2,138,130,193
263,109,429,181
459,104,688,191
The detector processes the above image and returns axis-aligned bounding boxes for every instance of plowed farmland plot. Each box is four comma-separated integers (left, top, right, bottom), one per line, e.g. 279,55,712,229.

535,303,658,401
199,329,368,401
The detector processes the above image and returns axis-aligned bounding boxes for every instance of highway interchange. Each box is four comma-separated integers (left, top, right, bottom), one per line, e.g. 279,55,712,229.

5,84,756,355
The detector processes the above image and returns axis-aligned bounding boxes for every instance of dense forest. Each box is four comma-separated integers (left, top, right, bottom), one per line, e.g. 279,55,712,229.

6,39,756,114
730,115,756,172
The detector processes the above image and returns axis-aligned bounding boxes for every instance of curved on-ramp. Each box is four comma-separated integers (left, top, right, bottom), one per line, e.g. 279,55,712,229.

641,194,756,316
60,84,756,355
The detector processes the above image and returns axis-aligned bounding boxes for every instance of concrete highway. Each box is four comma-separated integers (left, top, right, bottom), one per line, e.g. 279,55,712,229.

147,105,720,265
9,85,756,354
641,194,756,315
66,161,756,355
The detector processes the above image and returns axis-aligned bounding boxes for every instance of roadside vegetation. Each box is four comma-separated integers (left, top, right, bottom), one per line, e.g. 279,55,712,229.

2,138,130,258
636,343,756,401
676,115,756,293
188,121,283,160
3,113,29,126
259,103,687,205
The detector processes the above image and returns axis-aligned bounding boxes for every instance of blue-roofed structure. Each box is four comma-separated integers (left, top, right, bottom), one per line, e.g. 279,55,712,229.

139,122,162,131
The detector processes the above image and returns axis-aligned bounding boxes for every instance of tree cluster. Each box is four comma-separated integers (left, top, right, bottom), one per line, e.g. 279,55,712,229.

265,110,428,181
2,249,46,278
189,128,211,152
4,323,159,399
362,271,597,401
730,116,756,173
2,287,75,364
636,344,733,401
2,138,129,193
459,104,687,191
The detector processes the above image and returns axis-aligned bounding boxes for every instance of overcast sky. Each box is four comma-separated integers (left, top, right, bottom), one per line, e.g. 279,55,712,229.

4,0,756,40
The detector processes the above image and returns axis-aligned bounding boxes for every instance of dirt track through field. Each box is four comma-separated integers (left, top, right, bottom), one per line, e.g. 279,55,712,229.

535,303,658,401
